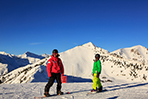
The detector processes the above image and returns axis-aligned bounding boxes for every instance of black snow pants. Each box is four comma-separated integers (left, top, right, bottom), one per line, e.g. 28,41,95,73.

44,73,62,93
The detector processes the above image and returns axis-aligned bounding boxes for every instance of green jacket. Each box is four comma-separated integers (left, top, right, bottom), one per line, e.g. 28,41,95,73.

92,60,101,74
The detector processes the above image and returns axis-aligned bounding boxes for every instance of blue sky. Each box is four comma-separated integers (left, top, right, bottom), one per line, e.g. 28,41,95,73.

0,0,148,55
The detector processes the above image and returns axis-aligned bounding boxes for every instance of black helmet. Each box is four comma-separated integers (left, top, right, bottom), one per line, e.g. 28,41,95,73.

95,54,100,58
52,49,58,53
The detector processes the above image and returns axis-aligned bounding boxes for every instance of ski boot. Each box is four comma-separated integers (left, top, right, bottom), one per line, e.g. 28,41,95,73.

57,90,64,95
97,86,103,92
91,89,97,93
44,92,50,97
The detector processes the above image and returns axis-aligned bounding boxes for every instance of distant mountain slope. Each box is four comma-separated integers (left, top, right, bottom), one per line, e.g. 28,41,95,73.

18,51,45,63
41,53,49,58
111,45,148,65
0,51,45,76
0,52,29,76
0,57,49,84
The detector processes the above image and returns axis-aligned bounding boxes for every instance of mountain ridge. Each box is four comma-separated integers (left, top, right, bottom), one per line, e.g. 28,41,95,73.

0,51,46,77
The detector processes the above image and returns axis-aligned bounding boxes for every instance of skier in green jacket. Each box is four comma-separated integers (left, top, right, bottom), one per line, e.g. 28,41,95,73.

91,54,103,93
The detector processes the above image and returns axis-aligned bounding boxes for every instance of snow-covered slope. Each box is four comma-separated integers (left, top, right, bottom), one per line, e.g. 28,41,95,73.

0,52,30,76
111,45,148,65
0,51,46,77
60,42,148,82
0,42,148,84
0,57,49,84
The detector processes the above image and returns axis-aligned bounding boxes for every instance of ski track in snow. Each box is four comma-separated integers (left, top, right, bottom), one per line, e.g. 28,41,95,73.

0,82,148,99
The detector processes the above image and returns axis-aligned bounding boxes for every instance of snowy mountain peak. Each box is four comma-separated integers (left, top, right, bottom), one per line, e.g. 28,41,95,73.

0,51,7,55
130,45,147,51
21,51,45,59
41,53,50,58
112,45,148,65
81,42,109,54
132,45,145,48
25,51,34,54
0,51,13,57
25,51,39,57
82,42,96,49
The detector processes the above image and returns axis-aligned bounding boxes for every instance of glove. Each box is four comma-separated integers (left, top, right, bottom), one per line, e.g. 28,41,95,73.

97,73,100,78
48,74,51,77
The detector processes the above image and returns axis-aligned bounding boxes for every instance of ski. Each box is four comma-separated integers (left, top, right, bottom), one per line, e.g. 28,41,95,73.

34,92,70,99
34,96,46,99
86,89,107,96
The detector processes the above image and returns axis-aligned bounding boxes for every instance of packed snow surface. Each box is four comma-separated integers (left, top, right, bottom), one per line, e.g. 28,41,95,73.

0,82,148,99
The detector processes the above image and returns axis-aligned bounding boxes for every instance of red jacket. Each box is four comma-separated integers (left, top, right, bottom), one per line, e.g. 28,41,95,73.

47,55,64,77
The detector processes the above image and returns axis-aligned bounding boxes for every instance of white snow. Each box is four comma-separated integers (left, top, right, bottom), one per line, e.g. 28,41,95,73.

0,82,148,99
0,63,8,76
0,42,148,99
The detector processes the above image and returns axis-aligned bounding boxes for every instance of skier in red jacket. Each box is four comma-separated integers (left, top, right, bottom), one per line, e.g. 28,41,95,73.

44,49,64,97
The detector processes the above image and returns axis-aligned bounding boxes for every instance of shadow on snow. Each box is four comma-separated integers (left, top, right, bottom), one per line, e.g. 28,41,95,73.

106,82,148,91
32,74,92,83
66,75,92,83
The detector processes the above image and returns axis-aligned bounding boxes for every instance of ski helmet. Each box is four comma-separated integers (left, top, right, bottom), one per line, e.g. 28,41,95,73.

52,49,58,53
95,54,100,58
